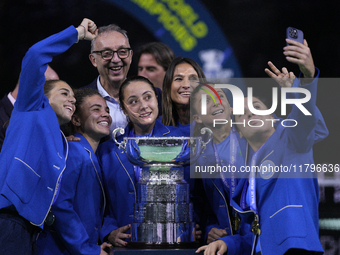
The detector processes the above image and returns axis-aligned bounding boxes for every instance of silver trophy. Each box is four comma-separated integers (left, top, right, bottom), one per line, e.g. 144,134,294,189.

112,128,212,248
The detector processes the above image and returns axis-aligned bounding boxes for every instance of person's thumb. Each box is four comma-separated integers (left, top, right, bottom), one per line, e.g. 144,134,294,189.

217,245,228,255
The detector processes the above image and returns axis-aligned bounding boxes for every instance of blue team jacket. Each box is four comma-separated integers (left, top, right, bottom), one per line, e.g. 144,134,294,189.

97,119,183,242
0,26,78,227
227,73,327,255
37,133,105,255
195,133,252,255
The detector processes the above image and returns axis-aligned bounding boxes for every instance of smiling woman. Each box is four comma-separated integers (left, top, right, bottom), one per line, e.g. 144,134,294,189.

71,89,112,150
37,88,112,255
119,76,159,135
191,85,232,143
161,58,207,242
161,56,206,130
44,80,76,125
97,75,184,247
190,84,253,253
0,18,102,255
197,42,329,254
234,96,276,150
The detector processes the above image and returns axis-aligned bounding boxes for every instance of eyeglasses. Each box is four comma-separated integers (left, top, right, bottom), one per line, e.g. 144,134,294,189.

92,48,131,60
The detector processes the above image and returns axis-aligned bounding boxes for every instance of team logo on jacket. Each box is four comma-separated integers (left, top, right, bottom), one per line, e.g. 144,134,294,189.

260,160,275,179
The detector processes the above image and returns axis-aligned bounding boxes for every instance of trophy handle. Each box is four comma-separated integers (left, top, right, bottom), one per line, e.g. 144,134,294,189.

112,128,126,151
200,127,213,152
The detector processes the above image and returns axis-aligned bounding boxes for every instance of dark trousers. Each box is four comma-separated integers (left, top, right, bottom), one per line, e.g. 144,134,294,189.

285,249,319,255
256,249,319,255
0,209,40,255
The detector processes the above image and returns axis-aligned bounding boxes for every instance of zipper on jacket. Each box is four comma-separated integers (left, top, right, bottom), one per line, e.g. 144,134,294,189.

31,130,69,228
115,151,137,203
212,180,233,236
86,147,106,235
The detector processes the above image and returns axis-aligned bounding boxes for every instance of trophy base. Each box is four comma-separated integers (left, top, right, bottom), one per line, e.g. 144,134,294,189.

131,222,195,244
126,241,200,249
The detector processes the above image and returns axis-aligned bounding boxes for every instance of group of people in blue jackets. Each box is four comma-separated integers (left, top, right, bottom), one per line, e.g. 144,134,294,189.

0,17,328,255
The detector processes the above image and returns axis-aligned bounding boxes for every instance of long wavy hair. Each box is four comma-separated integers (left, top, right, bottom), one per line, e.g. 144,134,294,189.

161,57,206,126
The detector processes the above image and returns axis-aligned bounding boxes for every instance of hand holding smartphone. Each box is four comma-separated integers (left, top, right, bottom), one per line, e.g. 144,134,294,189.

286,27,304,44
284,27,315,79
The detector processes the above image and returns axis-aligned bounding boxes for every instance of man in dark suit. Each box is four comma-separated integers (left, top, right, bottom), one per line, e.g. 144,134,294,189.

0,65,59,151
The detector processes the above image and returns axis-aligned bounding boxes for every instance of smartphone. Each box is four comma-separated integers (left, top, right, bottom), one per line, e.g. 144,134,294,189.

286,27,304,44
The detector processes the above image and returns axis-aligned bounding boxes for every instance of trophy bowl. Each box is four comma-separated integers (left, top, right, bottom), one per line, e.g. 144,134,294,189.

123,136,202,167
112,128,212,249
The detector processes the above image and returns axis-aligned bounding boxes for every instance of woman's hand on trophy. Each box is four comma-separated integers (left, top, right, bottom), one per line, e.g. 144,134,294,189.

108,224,131,247
100,242,112,255
196,240,228,255
195,224,202,240
206,228,227,244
